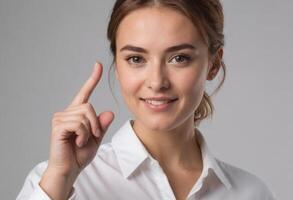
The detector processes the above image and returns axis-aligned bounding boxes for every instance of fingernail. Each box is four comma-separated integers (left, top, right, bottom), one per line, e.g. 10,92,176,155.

95,129,101,137
93,62,98,72
78,140,84,148
95,62,100,68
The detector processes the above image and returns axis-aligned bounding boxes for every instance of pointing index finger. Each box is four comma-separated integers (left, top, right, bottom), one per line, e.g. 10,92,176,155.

68,62,102,108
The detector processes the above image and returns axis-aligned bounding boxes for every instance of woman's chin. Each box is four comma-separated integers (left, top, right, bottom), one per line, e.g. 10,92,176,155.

138,117,177,132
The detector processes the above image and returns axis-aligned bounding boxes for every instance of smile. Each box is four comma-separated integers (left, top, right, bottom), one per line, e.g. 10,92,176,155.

140,98,178,111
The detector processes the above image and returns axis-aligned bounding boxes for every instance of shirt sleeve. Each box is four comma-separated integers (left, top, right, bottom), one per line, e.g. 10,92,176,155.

16,161,77,200
257,178,278,200
265,187,278,200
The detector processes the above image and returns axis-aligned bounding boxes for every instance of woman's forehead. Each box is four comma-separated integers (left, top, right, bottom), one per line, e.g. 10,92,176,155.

116,7,203,49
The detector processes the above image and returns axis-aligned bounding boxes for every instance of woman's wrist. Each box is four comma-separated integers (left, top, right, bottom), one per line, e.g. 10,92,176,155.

39,168,79,200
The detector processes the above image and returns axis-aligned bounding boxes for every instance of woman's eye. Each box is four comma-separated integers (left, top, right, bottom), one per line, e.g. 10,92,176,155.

170,55,192,64
125,54,192,66
126,56,144,64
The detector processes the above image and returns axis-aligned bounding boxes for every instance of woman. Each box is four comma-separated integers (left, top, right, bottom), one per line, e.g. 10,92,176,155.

17,0,276,199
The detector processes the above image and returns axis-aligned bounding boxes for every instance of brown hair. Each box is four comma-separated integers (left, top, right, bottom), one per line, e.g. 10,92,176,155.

106,0,226,127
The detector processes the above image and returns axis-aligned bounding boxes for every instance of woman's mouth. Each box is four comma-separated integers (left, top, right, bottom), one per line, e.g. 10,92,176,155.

140,98,178,111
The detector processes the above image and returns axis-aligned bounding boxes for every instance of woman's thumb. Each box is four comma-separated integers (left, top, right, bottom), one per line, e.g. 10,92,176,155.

98,111,115,134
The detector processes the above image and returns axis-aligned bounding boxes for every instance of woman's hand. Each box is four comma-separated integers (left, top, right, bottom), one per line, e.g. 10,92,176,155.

40,62,114,199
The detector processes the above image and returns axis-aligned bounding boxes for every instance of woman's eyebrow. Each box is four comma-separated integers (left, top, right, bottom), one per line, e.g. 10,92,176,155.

119,43,196,53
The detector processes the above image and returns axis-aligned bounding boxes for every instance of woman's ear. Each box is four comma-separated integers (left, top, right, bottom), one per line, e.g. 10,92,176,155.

207,48,223,81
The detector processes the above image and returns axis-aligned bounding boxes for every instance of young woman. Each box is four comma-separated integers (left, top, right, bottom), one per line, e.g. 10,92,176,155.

17,0,276,199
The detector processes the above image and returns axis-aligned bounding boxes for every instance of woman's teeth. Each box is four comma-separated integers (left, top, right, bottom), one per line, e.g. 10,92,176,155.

144,99,170,105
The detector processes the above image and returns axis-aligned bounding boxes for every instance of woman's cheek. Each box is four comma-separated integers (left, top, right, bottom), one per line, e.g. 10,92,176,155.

119,72,142,94
179,71,205,101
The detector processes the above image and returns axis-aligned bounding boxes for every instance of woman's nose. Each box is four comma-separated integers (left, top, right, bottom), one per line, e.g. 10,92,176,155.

146,64,170,91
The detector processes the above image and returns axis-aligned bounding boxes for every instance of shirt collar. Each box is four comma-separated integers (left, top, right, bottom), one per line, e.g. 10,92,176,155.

111,118,150,179
111,118,231,190
195,126,232,190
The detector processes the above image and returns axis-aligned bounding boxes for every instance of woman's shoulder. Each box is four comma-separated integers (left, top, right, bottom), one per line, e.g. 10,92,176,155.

215,158,277,199
216,158,268,185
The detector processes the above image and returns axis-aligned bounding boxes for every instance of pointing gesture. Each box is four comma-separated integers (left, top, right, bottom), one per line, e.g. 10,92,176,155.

68,62,103,107
40,62,115,200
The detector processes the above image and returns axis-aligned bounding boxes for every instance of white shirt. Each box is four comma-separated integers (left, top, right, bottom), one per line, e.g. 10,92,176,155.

17,119,277,200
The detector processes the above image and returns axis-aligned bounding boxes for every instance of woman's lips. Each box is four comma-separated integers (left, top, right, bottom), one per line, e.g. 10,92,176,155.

140,98,178,112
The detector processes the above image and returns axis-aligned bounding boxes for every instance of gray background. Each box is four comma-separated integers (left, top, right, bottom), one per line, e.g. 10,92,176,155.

0,0,292,199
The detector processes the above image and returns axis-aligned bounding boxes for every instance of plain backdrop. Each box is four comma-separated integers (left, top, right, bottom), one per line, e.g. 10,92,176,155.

0,0,292,199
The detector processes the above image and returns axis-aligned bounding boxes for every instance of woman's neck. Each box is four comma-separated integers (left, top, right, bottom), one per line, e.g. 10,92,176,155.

132,118,203,171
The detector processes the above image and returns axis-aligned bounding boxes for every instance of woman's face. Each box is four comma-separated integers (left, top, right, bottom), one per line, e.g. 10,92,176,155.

115,6,217,131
